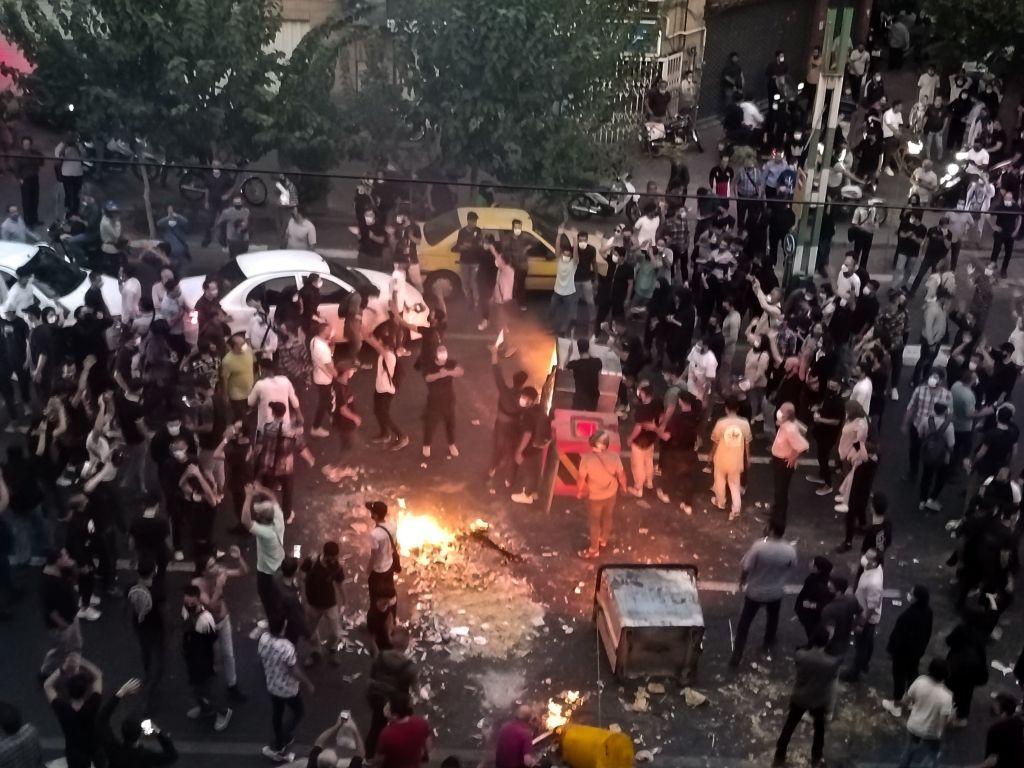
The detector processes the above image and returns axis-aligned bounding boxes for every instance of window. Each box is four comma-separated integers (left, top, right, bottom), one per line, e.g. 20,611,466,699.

522,232,554,260
423,209,461,246
23,245,85,298
318,276,351,304
270,19,312,60
246,276,297,308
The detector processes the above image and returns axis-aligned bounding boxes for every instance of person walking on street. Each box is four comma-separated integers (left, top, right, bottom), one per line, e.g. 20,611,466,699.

795,556,834,643
257,614,315,763
770,403,809,529
241,483,287,618
127,558,167,712
300,541,346,667
895,659,954,768
976,693,1023,768
180,586,232,733
772,627,841,767
39,548,82,677
903,370,952,479
710,396,752,520
98,677,178,768
14,136,43,228
576,430,627,559
191,546,248,703
365,628,417,758
366,501,400,613
945,623,988,727
729,521,797,669
841,548,884,682
883,585,934,718
989,192,1022,278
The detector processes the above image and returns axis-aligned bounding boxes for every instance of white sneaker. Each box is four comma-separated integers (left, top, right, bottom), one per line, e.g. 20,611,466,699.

173,550,184,562
77,606,101,621
422,445,431,458
477,319,489,331
89,594,101,607
187,706,203,720
680,503,693,516
448,444,459,458
262,746,289,762
656,488,670,504
891,388,899,401
884,167,895,176
310,427,330,438
881,699,902,718
511,492,535,505
214,708,233,732
834,503,849,513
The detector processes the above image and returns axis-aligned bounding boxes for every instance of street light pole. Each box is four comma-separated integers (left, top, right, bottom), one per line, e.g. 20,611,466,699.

788,6,853,283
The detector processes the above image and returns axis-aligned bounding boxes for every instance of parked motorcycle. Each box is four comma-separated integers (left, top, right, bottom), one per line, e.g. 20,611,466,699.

82,136,163,181
567,175,639,222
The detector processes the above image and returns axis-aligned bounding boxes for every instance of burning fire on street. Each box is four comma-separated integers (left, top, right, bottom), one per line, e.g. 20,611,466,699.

544,690,582,730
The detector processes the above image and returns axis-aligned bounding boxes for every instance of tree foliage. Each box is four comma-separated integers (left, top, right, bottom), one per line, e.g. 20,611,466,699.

387,0,642,187
0,0,284,162
923,0,1024,75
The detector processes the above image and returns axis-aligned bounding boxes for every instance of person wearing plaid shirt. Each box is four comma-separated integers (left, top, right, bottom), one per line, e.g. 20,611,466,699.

660,207,689,281
0,704,42,768
902,369,952,477
254,402,314,525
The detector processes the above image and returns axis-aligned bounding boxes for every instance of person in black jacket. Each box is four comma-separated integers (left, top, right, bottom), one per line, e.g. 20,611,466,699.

795,556,834,642
882,585,933,717
946,622,989,727
99,678,177,768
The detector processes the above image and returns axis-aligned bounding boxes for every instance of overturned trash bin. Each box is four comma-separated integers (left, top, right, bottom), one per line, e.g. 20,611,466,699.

594,564,704,684
561,724,634,768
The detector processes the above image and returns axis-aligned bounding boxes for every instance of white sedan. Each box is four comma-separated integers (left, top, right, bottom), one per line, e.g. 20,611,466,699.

178,250,429,347
0,241,122,321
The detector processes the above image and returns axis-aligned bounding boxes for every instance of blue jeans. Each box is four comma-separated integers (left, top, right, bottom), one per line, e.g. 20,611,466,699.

897,734,941,768
549,291,578,336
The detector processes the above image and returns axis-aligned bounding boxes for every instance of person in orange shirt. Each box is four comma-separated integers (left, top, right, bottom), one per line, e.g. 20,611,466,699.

771,402,810,528
710,396,753,520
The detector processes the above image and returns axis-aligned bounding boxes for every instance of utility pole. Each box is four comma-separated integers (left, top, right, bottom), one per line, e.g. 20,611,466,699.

788,6,853,283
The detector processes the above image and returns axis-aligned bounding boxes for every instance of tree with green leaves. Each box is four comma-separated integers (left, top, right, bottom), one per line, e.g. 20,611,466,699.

923,0,1024,77
386,0,643,190
0,0,287,232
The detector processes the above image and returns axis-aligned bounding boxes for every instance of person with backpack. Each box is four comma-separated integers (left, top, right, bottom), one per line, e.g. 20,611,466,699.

902,368,952,480
918,401,955,512
366,501,401,614
365,328,409,451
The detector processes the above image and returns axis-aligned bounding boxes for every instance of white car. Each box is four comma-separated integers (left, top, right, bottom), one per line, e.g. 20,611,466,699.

178,250,429,347
0,241,122,321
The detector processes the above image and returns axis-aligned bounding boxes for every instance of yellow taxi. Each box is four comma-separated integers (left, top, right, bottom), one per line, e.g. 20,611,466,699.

419,207,560,296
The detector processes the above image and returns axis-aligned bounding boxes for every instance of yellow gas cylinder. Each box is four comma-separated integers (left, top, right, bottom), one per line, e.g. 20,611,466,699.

560,724,634,768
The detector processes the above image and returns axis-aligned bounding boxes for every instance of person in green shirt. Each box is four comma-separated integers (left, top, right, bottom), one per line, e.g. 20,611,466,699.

221,332,255,419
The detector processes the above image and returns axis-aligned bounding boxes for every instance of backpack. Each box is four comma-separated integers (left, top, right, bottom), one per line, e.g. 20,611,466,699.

921,415,951,466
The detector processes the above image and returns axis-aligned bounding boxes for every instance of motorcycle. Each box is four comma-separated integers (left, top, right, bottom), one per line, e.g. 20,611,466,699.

82,136,163,181
932,152,973,208
567,174,639,222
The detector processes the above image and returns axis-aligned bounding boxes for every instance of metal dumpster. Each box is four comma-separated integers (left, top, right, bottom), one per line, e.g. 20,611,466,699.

593,564,704,684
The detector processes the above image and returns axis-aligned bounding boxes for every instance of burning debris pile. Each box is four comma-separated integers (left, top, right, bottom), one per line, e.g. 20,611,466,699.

395,508,546,659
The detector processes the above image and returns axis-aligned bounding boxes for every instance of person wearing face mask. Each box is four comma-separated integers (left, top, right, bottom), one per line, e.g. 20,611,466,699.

502,219,530,311
989,192,1022,278
214,196,250,257
911,295,947,388
882,585,933,718
201,160,235,247
840,548,883,683
902,368,952,479
572,231,597,337
769,402,809,528
835,255,861,301
509,387,550,506
357,207,388,270
420,344,463,463
918,401,955,512
215,422,254,535
549,236,579,337
893,211,925,284
156,204,190,269
808,377,844,496
575,430,627,558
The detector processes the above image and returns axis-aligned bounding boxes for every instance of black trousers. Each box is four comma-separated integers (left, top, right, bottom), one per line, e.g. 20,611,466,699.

991,234,1015,274
919,461,948,501
908,426,922,475
950,682,975,719
891,653,920,700
20,175,40,227
730,596,781,666
851,229,873,267
771,456,794,528
814,427,839,486
257,570,281,619
775,703,827,764
848,622,876,677
513,267,528,307
423,398,456,447
138,629,166,709
489,416,519,474
373,392,402,440
365,699,389,758
313,383,333,429
271,693,304,751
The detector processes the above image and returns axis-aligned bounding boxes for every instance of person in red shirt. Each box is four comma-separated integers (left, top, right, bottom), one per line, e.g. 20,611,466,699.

494,705,538,768
375,693,431,768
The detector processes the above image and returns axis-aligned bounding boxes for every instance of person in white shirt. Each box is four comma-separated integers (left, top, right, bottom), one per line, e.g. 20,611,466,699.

917,65,940,104
881,101,905,176
850,363,873,415
909,161,939,205
841,549,883,682
633,205,661,248
247,297,279,361
835,255,861,300
846,44,870,97
283,208,317,251
738,100,764,130
895,660,954,766
118,264,142,327
964,139,990,179
248,363,301,434
0,205,35,243
965,176,996,236
2,271,35,319
309,322,335,438
548,242,578,338
365,330,408,450
946,201,974,265
686,336,718,405
365,500,399,607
